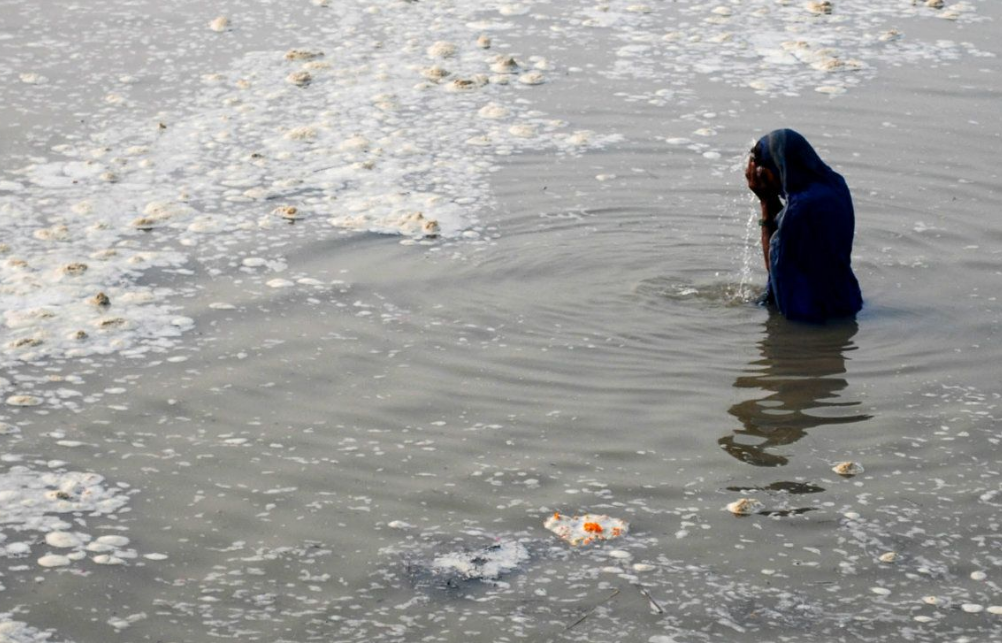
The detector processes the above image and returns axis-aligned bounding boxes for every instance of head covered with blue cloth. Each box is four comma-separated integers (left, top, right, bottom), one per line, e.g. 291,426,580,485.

750,129,863,322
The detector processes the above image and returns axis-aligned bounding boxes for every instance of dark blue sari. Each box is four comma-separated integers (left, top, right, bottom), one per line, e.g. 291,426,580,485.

756,129,863,322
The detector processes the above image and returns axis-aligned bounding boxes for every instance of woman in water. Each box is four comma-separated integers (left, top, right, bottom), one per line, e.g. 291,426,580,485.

745,129,863,322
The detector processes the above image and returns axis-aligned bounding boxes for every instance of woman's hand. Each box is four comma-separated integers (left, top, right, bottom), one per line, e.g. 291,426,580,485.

745,158,780,203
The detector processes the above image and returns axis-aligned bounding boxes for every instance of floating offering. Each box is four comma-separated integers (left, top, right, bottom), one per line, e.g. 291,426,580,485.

544,512,629,546
832,461,864,476
726,498,763,516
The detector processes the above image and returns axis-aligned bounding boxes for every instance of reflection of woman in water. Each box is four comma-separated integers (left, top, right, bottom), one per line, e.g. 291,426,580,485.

720,315,870,467
746,129,863,322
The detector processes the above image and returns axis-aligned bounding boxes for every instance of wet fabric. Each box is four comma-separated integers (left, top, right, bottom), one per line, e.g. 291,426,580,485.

757,129,863,322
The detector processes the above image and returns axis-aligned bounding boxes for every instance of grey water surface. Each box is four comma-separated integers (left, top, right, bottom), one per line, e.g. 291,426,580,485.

2,1,1001,642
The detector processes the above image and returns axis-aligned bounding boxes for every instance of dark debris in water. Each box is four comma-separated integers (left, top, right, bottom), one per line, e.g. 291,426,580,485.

727,481,826,494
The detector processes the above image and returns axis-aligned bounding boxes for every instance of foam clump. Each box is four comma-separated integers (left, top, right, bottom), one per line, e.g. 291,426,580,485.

508,124,536,138
832,461,864,476
134,200,195,229
517,71,545,85
427,41,457,58
209,16,230,32
60,262,88,277
89,292,111,307
478,103,510,119
37,554,71,567
33,224,70,242
284,49,324,61
339,135,371,152
19,73,48,85
5,395,42,407
544,512,629,546
272,205,300,220
8,337,43,350
806,1,833,15
446,76,488,92
431,541,528,581
45,531,84,548
1,466,129,566
287,71,313,87
334,210,440,238
726,498,764,515
490,56,520,74
93,535,130,548
421,66,451,82
284,125,319,140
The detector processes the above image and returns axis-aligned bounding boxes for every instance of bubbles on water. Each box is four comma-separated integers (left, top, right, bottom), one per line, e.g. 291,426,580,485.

544,512,630,546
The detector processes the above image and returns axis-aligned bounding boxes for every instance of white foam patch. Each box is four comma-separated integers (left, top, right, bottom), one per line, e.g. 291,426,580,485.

431,541,529,580
0,0,617,374
0,466,130,562
0,616,72,643
592,0,986,100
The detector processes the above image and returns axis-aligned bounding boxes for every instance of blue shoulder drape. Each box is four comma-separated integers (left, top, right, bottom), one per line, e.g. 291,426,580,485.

757,129,863,322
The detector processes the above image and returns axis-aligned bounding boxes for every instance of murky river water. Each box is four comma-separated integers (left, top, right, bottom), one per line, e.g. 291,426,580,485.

2,1,1001,642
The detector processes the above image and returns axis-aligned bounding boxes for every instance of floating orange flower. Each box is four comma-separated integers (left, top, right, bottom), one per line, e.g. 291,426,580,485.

543,512,630,547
